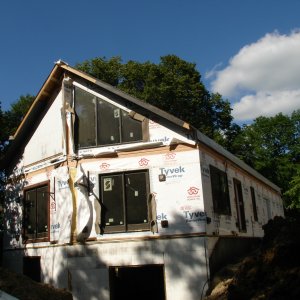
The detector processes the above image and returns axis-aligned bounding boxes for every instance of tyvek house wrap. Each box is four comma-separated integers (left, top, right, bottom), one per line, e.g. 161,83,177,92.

49,166,72,243
23,90,66,168
40,115,206,242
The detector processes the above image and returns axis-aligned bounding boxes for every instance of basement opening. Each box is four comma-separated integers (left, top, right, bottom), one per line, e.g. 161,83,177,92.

109,264,166,300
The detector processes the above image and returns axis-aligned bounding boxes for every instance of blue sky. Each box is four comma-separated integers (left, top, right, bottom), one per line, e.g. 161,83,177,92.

1,0,300,123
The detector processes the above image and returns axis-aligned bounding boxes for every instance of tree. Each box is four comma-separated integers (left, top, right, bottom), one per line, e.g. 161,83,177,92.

0,102,5,230
285,166,300,209
283,110,300,208
0,102,6,157
3,94,35,140
0,95,34,231
76,55,233,138
232,111,300,208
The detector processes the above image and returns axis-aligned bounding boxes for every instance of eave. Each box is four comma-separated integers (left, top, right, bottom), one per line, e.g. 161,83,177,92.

0,64,64,170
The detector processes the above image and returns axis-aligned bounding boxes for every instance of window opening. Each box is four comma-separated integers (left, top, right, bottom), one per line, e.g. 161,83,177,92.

24,183,49,241
209,165,231,215
74,86,144,149
233,178,247,232
100,170,150,233
250,186,258,222
109,265,166,300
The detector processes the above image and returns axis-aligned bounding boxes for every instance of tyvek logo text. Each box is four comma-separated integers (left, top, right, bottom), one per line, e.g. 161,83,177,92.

159,166,185,178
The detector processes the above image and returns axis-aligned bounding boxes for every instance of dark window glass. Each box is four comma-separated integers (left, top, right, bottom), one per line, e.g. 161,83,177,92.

250,186,258,221
75,87,96,147
210,165,231,215
24,184,49,241
25,190,36,238
233,178,246,231
36,186,48,238
101,174,124,227
97,99,121,145
100,171,149,233
125,172,148,225
121,111,143,143
74,87,144,149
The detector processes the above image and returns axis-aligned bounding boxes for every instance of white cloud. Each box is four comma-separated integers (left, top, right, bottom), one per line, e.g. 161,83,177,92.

205,62,223,79
209,30,300,122
232,90,300,121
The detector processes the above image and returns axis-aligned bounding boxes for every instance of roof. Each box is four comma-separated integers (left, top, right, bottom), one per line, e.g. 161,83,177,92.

1,61,281,193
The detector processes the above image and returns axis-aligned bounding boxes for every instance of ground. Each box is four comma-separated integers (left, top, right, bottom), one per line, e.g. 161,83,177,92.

0,267,72,300
205,212,300,300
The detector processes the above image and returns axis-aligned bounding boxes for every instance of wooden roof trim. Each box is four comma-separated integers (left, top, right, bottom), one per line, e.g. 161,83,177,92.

13,64,62,139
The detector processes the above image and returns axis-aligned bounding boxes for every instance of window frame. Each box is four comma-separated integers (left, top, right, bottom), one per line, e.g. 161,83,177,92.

74,86,148,149
250,186,258,222
100,170,151,234
23,181,50,243
209,165,231,215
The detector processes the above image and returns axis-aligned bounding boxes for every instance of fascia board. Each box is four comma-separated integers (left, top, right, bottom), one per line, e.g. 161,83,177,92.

1,65,64,170
13,64,62,139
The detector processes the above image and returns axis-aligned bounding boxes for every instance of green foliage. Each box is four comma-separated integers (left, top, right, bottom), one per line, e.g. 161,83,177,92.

0,103,4,230
284,166,300,209
76,56,122,86
3,94,35,138
232,111,300,208
0,95,34,230
0,105,3,149
76,55,233,138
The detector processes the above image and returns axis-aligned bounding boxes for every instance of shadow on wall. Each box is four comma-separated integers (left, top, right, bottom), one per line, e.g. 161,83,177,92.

3,170,27,248
2,165,210,299
50,213,210,300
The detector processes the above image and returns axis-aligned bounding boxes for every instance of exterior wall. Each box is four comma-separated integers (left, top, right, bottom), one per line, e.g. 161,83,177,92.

4,144,205,248
200,148,284,238
78,146,205,239
207,236,261,276
23,90,65,169
3,236,208,300
2,74,284,300
3,79,209,299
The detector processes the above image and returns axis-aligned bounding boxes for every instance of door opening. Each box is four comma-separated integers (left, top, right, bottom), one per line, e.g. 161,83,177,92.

109,264,166,300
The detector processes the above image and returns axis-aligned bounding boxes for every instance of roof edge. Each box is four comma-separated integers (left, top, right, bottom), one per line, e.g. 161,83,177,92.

2,60,282,194
13,64,62,139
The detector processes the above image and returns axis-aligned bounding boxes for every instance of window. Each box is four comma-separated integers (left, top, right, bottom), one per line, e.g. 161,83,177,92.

74,86,146,149
23,183,49,241
233,178,246,232
250,186,258,221
100,170,150,233
209,165,231,215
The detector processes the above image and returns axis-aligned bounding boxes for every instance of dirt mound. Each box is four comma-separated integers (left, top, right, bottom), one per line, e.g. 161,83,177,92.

0,267,72,300
206,213,300,300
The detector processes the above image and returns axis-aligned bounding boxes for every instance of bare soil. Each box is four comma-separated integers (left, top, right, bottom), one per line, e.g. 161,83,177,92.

0,267,72,300
205,213,300,300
